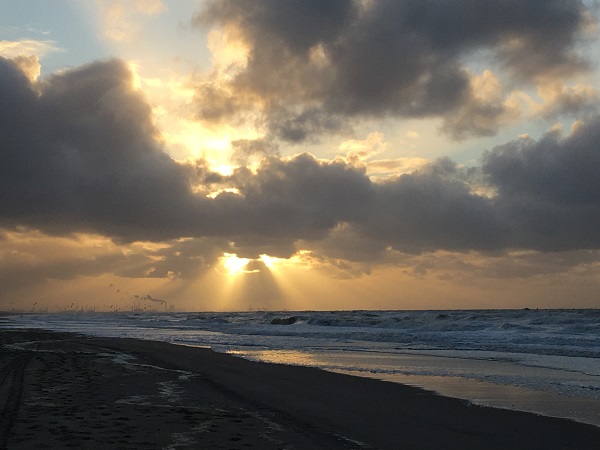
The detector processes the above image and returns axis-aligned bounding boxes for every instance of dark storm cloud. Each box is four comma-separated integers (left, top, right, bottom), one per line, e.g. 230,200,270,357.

483,119,600,251
440,100,510,141
0,57,372,246
229,153,375,237
439,70,520,140
195,0,591,141
2,57,600,263
300,224,389,263
230,138,279,165
268,106,348,143
362,118,600,254
357,164,510,253
477,250,600,279
0,57,203,242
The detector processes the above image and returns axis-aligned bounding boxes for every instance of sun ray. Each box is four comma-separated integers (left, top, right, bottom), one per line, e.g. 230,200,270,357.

259,254,284,271
222,253,251,275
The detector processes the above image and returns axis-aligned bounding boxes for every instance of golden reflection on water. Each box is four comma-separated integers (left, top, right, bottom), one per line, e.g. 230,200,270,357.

228,349,318,366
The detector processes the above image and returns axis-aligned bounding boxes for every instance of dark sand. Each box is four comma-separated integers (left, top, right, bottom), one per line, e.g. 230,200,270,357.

1,329,599,449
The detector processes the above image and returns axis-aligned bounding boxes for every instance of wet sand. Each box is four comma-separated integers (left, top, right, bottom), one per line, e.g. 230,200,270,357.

1,329,599,449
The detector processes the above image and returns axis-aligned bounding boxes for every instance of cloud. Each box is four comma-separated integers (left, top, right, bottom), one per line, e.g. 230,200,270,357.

9,55,41,82
0,39,62,81
0,230,152,294
339,132,387,166
230,138,279,165
120,237,228,279
357,161,510,253
94,0,167,42
2,56,600,263
222,153,375,240
311,223,388,262
0,57,201,242
193,0,592,142
534,81,599,119
365,157,431,179
0,39,61,59
477,250,600,279
440,70,523,140
483,117,600,251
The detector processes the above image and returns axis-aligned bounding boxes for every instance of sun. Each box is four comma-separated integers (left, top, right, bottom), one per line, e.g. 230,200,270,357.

220,253,287,276
222,253,251,275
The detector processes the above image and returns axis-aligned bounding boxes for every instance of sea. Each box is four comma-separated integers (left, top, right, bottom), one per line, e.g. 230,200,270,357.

2,309,600,427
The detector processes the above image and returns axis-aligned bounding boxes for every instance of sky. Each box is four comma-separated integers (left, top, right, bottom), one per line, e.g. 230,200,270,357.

1,0,600,312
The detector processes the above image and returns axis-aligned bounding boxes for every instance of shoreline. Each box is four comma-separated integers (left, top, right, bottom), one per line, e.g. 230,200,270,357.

1,329,599,449
229,344,600,428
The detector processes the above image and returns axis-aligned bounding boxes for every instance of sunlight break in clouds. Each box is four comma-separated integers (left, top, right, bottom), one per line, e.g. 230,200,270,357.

0,39,61,80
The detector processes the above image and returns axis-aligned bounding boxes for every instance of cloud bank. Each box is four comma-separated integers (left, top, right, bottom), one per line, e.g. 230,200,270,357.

1,56,600,264
193,0,592,142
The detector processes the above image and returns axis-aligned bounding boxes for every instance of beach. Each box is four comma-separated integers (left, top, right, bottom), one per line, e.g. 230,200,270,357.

1,329,599,449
